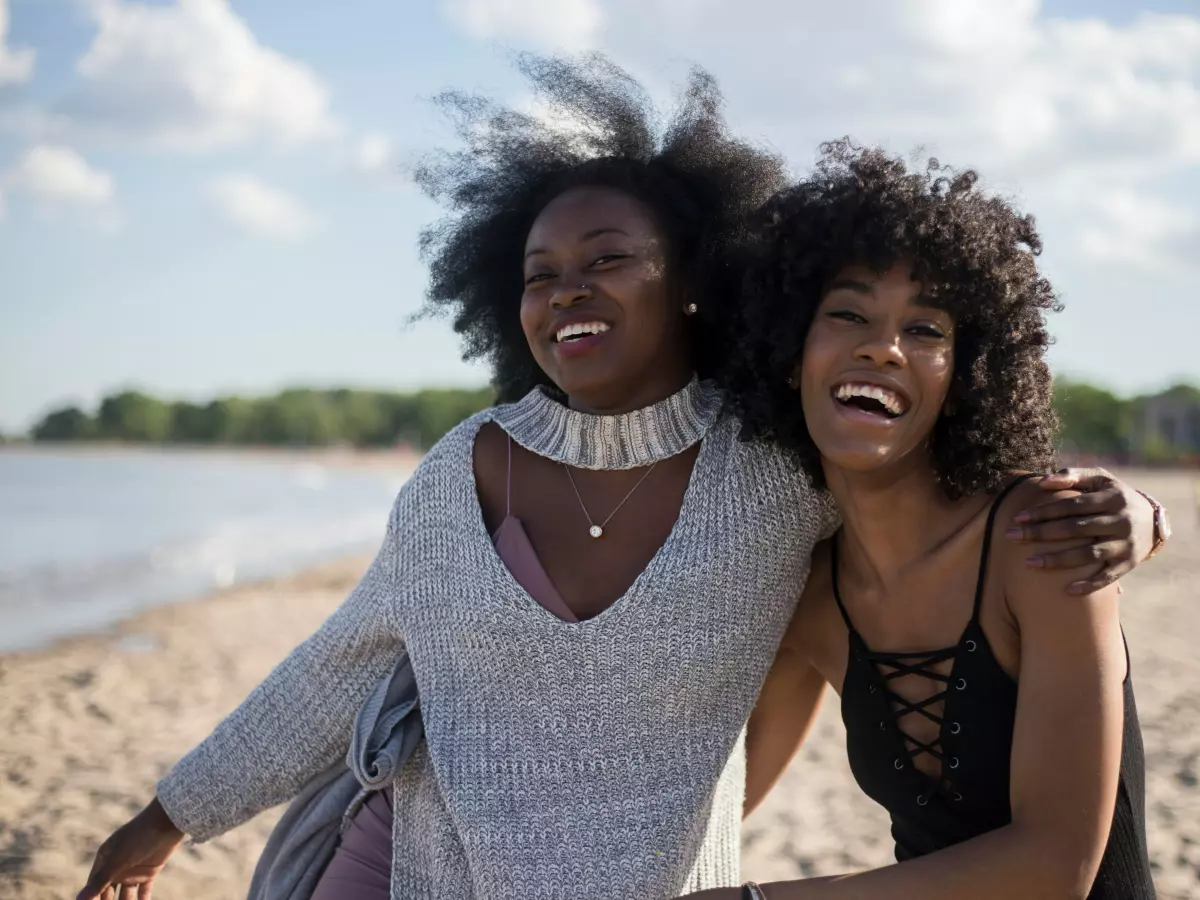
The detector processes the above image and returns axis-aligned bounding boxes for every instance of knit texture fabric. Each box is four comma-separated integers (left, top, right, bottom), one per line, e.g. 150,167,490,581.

499,376,724,469
157,384,839,900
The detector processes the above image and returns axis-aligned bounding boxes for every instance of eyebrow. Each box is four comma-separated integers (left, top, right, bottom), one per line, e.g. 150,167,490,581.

826,277,946,309
825,278,873,294
525,227,631,260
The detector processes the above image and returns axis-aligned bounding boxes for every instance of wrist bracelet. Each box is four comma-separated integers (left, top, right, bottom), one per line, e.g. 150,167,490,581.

742,883,768,900
1135,489,1171,560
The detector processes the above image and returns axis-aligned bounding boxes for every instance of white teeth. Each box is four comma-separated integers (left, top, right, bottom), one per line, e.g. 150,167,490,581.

834,383,907,417
555,321,610,343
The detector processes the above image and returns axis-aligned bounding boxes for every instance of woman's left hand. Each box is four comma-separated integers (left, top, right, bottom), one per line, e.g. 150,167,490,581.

1006,467,1160,594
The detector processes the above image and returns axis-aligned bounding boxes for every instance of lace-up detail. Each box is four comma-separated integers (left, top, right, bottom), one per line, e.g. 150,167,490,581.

834,540,966,804
831,475,1037,806
866,645,956,769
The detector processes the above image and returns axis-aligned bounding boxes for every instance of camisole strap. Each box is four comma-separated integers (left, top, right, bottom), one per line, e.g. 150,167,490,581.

829,539,855,632
971,473,1040,620
830,473,1043,632
506,433,512,518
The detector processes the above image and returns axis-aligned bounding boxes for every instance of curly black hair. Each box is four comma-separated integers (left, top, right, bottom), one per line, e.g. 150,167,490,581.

414,53,788,402
725,139,1061,499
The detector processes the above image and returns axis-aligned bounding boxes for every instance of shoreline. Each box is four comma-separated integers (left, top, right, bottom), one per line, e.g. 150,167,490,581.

1,472,1197,898
0,441,424,472
0,550,373,662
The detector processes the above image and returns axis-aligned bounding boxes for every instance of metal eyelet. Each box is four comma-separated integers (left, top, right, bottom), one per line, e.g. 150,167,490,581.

956,678,968,691
950,722,962,735
916,794,928,806
949,757,960,769
954,792,963,802
966,639,977,652
869,684,878,694
879,721,886,732
894,758,904,770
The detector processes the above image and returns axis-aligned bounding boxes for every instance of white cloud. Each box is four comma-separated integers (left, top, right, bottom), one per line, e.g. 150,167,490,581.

353,132,403,180
207,173,320,241
2,144,120,231
355,134,392,174
63,0,339,152
587,0,1200,268
0,0,34,85
1077,188,1196,270
443,0,603,51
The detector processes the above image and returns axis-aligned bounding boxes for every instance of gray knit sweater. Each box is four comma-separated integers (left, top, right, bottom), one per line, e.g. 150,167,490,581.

157,381,837,899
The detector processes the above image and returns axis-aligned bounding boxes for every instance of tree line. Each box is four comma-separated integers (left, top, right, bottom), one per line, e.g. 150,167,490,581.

1054,378,1200,463
14,379,1200,459
27,387,495,451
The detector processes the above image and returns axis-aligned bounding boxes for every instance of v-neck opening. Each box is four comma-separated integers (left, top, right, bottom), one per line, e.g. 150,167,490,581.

466,413,722,627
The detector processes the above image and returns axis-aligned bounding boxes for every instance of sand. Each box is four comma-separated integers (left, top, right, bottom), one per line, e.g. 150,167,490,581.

1,470,1196,899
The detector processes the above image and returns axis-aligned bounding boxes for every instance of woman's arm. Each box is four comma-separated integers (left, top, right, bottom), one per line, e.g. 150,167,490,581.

79,485,416,899
744,640,826,817
154,492,411,841
744,557,831,816
684,493,1128,900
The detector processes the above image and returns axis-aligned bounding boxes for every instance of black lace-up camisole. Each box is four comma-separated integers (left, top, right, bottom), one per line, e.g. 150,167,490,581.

834,476,1155,898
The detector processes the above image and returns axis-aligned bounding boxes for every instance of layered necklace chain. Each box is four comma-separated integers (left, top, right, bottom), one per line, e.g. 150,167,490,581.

562,462,660,539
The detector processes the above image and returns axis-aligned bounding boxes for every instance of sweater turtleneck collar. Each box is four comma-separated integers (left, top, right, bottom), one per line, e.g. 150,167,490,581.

491,377,723,470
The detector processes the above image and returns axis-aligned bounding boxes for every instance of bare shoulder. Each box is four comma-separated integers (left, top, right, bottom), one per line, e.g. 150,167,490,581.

992,477,1083,572
991,477,1119,623
472,420,507,469
471,421,509,516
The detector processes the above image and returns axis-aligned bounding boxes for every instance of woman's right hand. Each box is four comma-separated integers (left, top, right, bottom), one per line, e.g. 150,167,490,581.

77,797,185,900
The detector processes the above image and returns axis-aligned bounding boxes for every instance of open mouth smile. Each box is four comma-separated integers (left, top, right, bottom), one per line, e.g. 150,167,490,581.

553,321,611,343
831,382,910,420
550,319,612,358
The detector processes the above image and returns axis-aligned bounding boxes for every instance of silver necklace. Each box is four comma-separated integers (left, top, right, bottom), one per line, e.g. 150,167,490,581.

563,462,660,538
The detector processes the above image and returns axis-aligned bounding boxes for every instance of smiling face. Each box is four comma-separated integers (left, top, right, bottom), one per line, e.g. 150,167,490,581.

521,186,693,412
798,262,956,480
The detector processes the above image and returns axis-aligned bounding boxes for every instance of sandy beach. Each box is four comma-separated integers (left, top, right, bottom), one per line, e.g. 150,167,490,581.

1,469,1196,899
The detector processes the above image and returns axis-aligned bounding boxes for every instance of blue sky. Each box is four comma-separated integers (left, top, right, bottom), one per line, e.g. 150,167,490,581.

1,0,1198,432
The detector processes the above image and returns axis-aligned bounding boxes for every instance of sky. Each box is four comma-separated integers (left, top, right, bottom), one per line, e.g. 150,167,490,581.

1,0,1198,433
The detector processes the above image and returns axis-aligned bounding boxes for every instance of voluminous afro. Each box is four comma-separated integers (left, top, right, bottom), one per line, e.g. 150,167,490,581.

415,53,788,402
725,139,1061,499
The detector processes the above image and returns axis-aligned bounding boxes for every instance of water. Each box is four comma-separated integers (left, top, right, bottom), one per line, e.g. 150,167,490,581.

0,449,414,652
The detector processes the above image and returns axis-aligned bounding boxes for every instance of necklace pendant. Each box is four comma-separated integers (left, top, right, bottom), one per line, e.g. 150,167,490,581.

588,525,604,539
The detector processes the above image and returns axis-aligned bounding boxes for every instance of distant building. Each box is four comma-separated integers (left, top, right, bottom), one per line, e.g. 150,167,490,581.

1132,391,1200,463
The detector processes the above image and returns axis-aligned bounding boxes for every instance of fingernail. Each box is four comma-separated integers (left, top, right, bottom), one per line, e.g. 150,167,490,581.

1068,582,1087,595
1013,511,1030,523
1006,528,1023,540
1026,555,1044,568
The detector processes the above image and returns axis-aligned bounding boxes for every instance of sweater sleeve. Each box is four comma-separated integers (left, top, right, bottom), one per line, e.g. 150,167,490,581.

155,484,410,842
815,487,841,542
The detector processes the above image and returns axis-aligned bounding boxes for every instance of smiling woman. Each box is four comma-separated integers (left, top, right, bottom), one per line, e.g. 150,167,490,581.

800,263,955,473
521,185,695,413
701,141,1157,900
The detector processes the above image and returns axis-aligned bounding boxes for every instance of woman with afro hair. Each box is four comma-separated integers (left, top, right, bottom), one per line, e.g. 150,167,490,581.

80,60,1162,900
693,142,1156,899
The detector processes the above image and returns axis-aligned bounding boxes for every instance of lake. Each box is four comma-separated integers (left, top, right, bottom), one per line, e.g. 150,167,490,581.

0,448,413,652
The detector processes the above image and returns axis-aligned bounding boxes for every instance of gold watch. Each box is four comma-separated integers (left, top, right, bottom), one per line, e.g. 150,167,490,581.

1136,490,1171,560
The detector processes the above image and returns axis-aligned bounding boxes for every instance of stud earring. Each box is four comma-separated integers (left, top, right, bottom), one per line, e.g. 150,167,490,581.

684,303,698,315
